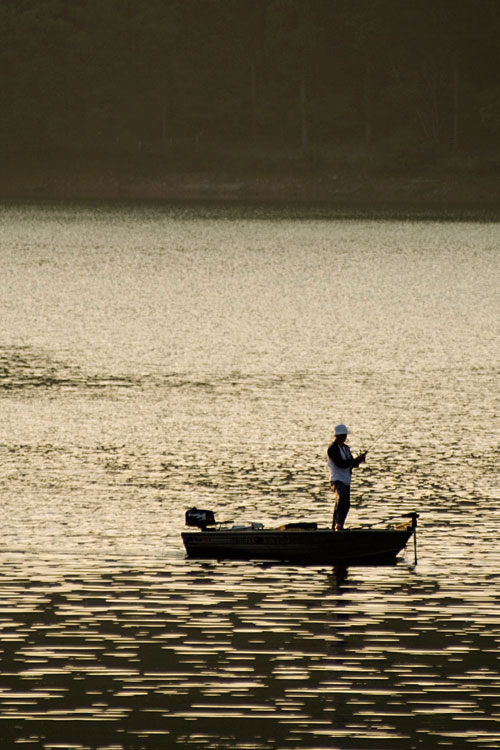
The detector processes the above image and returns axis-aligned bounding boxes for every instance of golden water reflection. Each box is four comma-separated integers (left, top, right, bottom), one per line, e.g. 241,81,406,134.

0,203,498,748
0,551,499,749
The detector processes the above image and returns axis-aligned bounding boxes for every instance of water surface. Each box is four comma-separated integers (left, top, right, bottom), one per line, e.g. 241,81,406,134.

0,202,498,749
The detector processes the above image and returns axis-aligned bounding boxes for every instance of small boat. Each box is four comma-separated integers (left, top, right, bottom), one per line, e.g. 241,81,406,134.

181,508,419,565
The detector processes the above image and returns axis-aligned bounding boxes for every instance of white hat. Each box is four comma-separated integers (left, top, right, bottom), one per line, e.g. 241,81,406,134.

334,423,349,436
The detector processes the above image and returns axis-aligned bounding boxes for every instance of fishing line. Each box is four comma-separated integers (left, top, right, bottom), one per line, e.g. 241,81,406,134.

359,339,429,456
362,402,409,454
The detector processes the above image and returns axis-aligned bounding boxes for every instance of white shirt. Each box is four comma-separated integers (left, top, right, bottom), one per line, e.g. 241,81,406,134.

328,443,353,486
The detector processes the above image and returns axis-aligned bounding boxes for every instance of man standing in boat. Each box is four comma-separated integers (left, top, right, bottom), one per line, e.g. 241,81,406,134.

327,424,366,530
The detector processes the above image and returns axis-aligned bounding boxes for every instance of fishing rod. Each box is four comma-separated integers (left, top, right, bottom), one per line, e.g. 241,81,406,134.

362,402,409,455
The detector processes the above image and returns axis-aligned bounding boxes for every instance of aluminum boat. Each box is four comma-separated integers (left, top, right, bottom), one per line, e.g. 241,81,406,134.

181,508,418,565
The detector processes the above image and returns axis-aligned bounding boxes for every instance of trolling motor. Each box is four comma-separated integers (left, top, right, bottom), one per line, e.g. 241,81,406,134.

403,512,419,564
185,507,216,530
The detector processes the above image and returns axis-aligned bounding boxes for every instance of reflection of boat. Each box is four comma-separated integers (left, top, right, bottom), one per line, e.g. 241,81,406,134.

181,508,419,565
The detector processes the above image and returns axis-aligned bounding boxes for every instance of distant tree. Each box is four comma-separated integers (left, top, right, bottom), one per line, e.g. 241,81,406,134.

216,0,268,147
384,0,484,151
264,0,325,153
336,1,391,147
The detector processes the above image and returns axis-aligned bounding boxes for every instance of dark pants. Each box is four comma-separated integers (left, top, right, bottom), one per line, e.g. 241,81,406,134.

332,481,350,530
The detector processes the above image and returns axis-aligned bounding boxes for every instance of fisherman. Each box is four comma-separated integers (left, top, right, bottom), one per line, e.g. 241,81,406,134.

327,424,366,530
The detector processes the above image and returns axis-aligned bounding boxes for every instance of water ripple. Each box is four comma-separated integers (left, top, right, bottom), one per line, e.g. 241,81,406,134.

0,204,498,748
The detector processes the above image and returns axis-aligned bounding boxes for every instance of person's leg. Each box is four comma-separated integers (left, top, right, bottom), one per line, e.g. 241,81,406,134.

333,482,350,530
331,483,338,528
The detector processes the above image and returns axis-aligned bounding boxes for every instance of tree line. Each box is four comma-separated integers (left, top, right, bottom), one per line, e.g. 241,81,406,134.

1,0,499,168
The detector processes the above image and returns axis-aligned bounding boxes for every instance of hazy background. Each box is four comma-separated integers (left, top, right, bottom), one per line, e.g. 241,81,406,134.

2,0,500,182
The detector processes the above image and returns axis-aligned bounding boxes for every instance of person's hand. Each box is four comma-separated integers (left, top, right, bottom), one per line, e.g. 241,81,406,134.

358,452,367,464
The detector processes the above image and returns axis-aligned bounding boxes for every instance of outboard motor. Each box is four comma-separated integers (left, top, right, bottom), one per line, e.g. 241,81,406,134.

185,508,216,530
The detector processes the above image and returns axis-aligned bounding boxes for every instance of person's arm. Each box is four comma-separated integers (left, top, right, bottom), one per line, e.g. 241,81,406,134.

328,443,367,468
352,451,367,467
328,442,354,468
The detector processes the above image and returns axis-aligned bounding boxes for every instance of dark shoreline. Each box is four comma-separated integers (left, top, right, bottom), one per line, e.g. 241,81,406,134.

1,166,499,220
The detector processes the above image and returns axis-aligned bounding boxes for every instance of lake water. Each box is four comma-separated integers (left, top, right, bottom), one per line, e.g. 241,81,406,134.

0,202,498,749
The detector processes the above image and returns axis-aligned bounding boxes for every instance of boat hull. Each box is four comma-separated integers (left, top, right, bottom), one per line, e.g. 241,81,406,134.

181,527,413,565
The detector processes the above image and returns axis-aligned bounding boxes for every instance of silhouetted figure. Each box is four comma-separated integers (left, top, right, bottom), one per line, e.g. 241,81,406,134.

327,424,366,530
